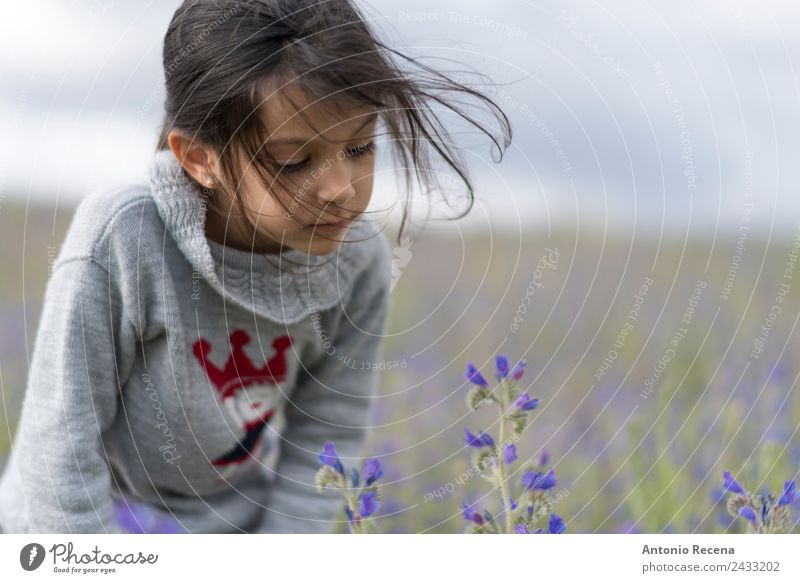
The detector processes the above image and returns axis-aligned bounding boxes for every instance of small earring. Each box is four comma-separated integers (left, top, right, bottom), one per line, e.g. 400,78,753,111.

205,176,215,187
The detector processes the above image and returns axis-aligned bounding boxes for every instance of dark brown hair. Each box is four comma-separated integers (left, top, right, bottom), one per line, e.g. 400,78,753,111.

156,0,512,265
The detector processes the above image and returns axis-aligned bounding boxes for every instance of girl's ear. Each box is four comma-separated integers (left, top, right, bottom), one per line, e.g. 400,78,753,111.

166,129,219,187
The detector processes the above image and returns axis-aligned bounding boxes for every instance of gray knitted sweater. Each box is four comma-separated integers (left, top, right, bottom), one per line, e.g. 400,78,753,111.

0,149,392,533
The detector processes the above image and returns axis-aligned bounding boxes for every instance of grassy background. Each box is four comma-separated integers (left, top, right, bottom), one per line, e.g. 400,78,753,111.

2,200,798,533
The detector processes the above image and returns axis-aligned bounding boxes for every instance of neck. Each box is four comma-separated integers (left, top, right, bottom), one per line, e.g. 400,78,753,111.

203,203,287,255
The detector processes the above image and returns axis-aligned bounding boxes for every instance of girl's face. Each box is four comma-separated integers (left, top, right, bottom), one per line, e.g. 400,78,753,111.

207,82,379,256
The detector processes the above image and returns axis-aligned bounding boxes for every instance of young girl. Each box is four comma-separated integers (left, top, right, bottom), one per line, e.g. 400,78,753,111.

0,0,510,533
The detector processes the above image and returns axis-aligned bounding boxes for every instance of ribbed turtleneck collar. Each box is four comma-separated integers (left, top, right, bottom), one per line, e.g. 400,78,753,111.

147,148,376,325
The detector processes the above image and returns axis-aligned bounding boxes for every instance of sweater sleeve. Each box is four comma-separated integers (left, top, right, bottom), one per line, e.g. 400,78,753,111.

254,274,391,533
0,257,135,533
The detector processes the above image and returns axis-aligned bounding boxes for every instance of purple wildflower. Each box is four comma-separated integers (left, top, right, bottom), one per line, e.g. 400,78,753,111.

115,502,150,534
514,392,539,411
359,490,379,518
349,467,360,488
510,360,526,382
760,498,770,522
514,523,530,534
722,470,745,494
363,458,383,486
461,502,485,526
500,496,518,512
319,442,345,475
778,480,797,506
738,506,757,525
344,504,355,523
503,443,518,465
464,428,494,448
464,428,482,447
114,499,181,534
522,468,557,491
547,514,566,534
618,521,642,534
496,355,510,380
465,362,489,387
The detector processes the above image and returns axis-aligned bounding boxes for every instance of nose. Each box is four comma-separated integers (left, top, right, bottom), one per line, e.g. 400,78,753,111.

314,157,356,206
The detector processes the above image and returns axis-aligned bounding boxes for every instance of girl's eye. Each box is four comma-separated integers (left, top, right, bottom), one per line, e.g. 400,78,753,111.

277,159,309,174
273,142,375,175
344,141,376,158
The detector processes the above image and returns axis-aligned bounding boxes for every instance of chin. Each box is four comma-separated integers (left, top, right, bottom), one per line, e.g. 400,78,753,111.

306,236,344,255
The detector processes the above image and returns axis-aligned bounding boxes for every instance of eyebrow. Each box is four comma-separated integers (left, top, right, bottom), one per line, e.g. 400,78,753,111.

267,112,379,146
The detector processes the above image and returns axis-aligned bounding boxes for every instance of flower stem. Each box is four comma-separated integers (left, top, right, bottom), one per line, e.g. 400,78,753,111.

497,381,513,534
341,480,362,534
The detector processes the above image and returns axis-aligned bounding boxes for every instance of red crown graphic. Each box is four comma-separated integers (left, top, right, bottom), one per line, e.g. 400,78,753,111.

192,330,293,397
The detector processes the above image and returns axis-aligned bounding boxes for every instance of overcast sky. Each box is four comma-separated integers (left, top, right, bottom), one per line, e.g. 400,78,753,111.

2,0,799,234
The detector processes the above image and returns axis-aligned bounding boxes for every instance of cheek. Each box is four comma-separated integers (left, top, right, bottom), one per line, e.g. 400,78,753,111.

240,173,290,220
355,167,375,200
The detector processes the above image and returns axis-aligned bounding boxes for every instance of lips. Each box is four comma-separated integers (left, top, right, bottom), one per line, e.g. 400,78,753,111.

312,217,353,228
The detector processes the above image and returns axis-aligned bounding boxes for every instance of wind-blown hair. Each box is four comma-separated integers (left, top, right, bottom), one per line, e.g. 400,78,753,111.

156,0,512,259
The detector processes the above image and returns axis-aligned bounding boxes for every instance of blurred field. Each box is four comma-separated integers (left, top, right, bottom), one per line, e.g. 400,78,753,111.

2,200,799,533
